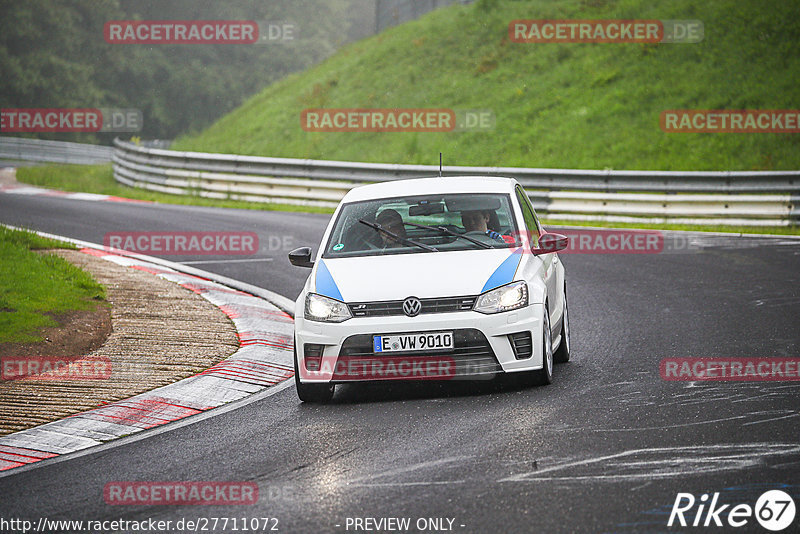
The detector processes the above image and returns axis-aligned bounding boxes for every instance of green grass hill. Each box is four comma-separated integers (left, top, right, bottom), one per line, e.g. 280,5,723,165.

173,0,800,171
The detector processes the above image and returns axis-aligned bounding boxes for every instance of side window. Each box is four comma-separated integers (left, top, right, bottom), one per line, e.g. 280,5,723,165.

515,186,540,248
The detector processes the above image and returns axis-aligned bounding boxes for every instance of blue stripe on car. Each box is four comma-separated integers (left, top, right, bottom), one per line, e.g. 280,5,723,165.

315,260,344,301
481,253,523,293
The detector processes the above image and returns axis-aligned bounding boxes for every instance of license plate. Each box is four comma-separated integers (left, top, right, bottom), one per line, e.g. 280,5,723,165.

373,332,454,353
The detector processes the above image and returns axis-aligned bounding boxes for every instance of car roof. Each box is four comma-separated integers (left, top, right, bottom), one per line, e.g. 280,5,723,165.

342,176,519,203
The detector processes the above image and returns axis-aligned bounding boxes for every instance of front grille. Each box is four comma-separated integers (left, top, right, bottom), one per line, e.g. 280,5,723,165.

332,328,501,381
509,331,533,359
349,295,477,317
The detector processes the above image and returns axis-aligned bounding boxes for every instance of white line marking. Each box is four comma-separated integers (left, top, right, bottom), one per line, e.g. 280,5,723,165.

498,443,800,483
347,480,466,487
741,412,800,426
344,456,472,485
591,414,750,431
772,459,800,469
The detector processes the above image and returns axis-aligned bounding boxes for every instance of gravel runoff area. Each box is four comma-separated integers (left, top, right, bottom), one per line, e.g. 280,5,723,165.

0,248,239,436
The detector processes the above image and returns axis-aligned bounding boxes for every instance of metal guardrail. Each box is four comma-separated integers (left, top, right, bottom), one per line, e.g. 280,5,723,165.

0,136,113,165
112,139,799,226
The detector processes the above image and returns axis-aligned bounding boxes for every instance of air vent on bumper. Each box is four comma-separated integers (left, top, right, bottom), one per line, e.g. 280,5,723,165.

509,331,533,360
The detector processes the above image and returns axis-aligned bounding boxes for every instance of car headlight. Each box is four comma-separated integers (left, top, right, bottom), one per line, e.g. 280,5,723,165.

473,281,528,314
305,293,352,322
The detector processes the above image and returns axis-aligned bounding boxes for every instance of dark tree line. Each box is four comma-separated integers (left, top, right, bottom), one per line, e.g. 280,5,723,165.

0,0,376,143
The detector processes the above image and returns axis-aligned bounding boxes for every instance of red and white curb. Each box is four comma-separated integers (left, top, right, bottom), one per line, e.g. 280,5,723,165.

0,238,295,472
0,181,150,204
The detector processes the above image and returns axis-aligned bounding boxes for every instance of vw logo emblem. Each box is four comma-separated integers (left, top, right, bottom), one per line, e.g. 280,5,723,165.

402,297,422,317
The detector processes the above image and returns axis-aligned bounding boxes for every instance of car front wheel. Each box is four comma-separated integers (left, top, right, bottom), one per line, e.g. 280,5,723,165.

554,287,570,364
294,346,335,403
530,304,553,386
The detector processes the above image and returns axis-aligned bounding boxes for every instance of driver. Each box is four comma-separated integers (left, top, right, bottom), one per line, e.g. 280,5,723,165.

461,210,505,242
376,209,407,248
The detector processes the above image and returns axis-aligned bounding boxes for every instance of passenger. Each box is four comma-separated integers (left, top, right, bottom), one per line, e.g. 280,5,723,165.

461,210,505,242
375,209,407,248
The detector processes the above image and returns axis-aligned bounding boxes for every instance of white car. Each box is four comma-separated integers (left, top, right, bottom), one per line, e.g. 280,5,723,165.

289,176,570,402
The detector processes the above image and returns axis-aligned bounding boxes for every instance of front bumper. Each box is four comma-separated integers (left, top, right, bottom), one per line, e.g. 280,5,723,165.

294,303,545,383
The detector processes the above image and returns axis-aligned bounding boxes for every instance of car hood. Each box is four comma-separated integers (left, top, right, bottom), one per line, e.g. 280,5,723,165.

314,249,523,302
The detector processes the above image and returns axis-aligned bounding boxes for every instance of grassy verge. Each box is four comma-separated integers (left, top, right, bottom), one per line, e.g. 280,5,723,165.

0,227,106,344
15,164,332,214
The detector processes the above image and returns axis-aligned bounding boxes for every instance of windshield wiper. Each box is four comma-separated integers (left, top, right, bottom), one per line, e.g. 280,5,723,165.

358,219,439,252
402,222,492,249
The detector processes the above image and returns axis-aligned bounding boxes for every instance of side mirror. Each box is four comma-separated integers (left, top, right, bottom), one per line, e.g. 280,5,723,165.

533,233,569,255
288,247,314,268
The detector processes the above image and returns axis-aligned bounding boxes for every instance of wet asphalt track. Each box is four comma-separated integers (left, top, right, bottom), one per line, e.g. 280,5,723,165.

1,192,799,533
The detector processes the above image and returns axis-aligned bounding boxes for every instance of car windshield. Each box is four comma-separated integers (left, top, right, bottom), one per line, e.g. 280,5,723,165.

322,193,520,258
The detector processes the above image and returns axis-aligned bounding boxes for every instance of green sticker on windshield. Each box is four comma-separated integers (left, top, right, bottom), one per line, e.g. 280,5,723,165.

333,243,344,251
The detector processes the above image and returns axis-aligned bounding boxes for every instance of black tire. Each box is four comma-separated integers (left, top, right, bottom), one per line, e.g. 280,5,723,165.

530,303,553,386
294,346,335,403
553,286,570,364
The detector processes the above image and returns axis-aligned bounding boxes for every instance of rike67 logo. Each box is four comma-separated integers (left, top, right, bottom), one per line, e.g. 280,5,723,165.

669,490,796,531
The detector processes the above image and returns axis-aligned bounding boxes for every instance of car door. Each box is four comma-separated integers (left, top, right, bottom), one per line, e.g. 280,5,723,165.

515,186,560,330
